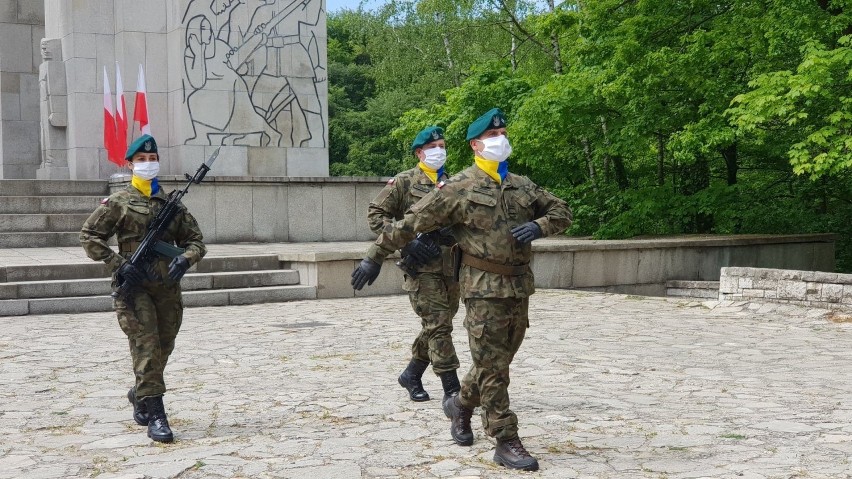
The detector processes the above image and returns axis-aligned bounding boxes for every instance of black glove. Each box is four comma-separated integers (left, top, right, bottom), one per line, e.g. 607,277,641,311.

116,262,146,288
401,237,439,265
351,258,382,290
168,256,191,282
511,221,543,244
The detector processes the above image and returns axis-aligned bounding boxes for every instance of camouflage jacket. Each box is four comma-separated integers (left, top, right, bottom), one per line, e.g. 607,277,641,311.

80,184,207,284
367,166,454,281
366,165,573,298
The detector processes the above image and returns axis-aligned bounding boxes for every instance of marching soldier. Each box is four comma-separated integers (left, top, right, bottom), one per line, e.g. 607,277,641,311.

367,126,462,403
80,134,207,443
352,109,572,471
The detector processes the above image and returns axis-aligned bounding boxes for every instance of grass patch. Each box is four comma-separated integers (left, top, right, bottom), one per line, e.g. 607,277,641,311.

720,433,747,440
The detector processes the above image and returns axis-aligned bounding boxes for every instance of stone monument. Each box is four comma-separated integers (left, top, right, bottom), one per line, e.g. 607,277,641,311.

36,38,69,179
0,0,329,179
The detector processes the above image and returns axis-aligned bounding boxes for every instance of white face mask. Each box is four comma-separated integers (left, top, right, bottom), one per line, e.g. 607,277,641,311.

477,135,512,162
132,161,160,180
421,147,447,170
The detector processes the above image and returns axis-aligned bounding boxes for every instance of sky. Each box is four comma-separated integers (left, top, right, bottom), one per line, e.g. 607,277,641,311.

326,0,381,12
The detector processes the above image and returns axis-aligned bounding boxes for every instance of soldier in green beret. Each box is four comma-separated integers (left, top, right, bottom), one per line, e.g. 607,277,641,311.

353,109,572,471
80,134,207,443
367,126,462,404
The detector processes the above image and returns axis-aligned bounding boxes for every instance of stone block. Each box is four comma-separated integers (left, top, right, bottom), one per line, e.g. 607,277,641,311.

213,184,254,242
251,185,288,242
144,33,168,92
67,92,101,147
182,290,230,308
287,184,322,241
228,285,316,305
0,0,16,22
30,295,112,315
572,249,639,288
322,184,357,241
44,0,69,38
71,0,114,35
173,180,215,242
165,28,184,92
718,275,739,294
66,57,97,95
208,146,248,176
247,147,287,177
286,147,329,177
315,260,357,299
1,92,20,120
115,0,167,33
531,251,573,289
661,247,701,281
0,23,35,72
145,92,168,143
19,73,39,121
777,280,807,301
822,283,844,303
742,288,765,298
3,120,40,164
17,0,44,24
0,299,28,317
636,248,665,284
355,183,383,240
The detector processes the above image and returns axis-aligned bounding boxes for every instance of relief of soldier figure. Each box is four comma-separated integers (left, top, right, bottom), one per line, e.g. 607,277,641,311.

182,0,326,148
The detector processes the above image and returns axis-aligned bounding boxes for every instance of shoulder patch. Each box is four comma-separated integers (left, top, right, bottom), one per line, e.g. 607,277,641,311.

387,178,396,185
100,197,109,205
436,181,446,189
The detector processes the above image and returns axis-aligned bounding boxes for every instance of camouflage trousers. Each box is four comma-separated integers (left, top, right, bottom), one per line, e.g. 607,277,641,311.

114,282,184,399
407,272,461,374
458,297,529,440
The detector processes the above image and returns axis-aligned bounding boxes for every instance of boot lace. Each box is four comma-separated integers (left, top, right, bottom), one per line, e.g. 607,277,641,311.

504,438,531,458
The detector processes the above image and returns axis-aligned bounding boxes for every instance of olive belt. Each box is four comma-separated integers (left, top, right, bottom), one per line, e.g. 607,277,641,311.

461,253,528,276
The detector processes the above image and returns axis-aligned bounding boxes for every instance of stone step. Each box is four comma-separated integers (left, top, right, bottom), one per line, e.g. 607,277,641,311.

0,232,82,248
0,179,108,196
0,285,316,316
666,280,720,299
0,270,300,300
0,196,104,214
0,254,283,282
0,214,91,233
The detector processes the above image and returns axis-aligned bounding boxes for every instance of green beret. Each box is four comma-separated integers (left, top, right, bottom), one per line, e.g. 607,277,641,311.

125,134,158,160
465,108,507,141
411,126,445,152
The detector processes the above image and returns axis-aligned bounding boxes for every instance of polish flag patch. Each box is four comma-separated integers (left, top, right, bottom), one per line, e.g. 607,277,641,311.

101,197,110,205
437,181,446,189
387,178,396,185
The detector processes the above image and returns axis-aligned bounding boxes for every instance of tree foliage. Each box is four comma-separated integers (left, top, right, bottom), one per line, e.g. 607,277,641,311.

328,0,852,272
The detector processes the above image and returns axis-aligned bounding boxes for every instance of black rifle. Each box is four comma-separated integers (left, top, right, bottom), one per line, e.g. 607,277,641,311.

112,149,219,302
396,227,455,278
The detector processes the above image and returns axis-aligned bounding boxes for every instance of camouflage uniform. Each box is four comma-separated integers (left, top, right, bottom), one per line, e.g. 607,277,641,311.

80,184,206,399
366,165,572,439
368,166,461,374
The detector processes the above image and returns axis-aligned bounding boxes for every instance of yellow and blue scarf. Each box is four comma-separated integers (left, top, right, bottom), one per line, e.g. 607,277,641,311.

474,156,509,184
131,176,160,197
418,162,445,184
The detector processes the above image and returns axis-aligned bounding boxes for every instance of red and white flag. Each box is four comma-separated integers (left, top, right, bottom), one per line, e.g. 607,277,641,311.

103,67,120,166
134,64,151,135
115,63,128,161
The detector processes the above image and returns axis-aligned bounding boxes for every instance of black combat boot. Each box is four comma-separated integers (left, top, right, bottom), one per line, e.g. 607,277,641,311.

398,359,430,402
143,395,174,443
127,386,150,426
441,394,474,446
494,436,539,471
438,370,461,403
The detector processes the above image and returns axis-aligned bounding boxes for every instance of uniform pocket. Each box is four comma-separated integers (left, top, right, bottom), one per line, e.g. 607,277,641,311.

468,322,484,339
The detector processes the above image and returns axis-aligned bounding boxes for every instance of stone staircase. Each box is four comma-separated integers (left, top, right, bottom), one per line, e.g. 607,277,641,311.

0,179,109,248
666,280,720,299
0,254,316,316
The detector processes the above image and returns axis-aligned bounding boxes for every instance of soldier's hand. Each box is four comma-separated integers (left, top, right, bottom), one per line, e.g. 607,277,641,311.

511,221,543,244
117,262,146,288
402,237,439,265
168,256,191,282
351,258,382,290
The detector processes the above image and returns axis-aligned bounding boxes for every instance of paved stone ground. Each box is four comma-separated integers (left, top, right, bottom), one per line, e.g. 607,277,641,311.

2,290,852,479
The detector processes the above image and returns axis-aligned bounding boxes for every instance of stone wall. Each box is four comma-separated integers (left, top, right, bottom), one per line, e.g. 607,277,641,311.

109,175,386,243
719,267,852,310
0,0,44,178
